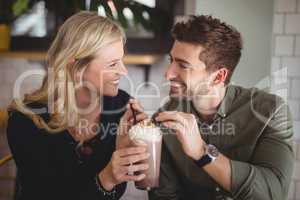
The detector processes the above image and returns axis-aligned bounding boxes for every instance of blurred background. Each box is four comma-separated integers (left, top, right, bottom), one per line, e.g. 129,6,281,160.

0,0,300,199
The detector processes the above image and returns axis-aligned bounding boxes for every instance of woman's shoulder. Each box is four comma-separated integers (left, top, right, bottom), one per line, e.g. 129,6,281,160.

8,102,48,124
7,103,49,143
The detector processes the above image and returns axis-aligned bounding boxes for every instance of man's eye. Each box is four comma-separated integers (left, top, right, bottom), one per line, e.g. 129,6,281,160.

168,57,173,63
178,63,188,69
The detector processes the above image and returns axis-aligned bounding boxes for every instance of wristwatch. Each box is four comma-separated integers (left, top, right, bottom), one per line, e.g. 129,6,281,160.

193,144,219,167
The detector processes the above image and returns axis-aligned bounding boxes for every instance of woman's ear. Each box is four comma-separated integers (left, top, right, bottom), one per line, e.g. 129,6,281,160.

74,67,87,87
212,67,229,85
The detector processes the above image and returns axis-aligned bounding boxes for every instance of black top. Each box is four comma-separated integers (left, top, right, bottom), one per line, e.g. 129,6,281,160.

7,90,130,200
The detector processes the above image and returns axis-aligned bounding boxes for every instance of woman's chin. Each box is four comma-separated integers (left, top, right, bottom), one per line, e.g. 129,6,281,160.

103,87,119,96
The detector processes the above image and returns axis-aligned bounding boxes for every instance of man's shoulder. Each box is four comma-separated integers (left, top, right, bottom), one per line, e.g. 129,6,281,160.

231,85,286,115
234,85,281,102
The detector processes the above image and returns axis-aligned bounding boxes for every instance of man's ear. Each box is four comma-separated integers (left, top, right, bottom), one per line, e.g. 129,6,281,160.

212,67,229,85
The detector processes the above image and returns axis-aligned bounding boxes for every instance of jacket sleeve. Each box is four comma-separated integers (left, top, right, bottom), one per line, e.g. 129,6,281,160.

148,139,184,200
230,102,294,200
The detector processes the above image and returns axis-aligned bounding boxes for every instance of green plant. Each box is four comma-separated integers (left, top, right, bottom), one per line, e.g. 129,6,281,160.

88,0,171,34
1,0,171,34
50,0,171,34
0,0,29,24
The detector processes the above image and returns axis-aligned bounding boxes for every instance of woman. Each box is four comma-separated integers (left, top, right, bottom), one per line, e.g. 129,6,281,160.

6,11,149,200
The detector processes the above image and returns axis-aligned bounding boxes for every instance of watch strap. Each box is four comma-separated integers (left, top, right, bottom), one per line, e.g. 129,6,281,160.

193,154,212,168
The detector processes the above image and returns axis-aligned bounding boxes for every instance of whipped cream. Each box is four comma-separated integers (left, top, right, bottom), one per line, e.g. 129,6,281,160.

129,119,162,142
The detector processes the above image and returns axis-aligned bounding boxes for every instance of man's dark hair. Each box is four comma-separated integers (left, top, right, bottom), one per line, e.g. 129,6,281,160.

172,15,243,84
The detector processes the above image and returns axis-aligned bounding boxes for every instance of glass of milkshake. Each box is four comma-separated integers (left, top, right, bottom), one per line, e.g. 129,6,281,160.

128,119,162,190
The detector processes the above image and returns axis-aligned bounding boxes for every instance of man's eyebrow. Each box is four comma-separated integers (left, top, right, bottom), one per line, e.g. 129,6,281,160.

169,54,191,65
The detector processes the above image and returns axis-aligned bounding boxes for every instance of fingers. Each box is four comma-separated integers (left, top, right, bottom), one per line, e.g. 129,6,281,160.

131,139,148,147
122,99,147,124
115,147,146,157
118,152,150,165
117,99,148,147
129,98,144,113
121,163,149,174
162,121,185,136
155,111,186,126
155,111,198,128
129,113,148,125
110,147,149,183
123,173,146,182
122,105,134,122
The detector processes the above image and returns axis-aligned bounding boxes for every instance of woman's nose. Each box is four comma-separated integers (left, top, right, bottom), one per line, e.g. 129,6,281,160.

118,62,128,75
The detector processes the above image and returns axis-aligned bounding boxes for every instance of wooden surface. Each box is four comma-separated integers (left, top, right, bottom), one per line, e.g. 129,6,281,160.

0,51,164,65
0,154,12,167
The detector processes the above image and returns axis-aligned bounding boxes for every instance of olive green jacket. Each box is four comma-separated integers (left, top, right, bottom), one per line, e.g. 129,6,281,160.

149,85,294,200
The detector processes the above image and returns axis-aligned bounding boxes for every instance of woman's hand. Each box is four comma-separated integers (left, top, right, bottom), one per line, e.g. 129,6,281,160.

116,98,148,149
98,146,150,191
99,99,149,191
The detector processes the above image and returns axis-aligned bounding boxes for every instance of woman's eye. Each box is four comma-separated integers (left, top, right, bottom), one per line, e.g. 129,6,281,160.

109,63,118,68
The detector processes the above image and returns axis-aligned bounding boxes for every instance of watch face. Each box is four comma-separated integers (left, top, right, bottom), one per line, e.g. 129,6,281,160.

207,144,219,157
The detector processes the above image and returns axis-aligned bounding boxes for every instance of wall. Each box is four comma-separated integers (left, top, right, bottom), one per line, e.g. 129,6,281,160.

271,0,300,199
195,0,274,88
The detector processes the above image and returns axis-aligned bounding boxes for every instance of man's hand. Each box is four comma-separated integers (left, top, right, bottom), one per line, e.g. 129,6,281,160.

155,111,204,160
155,111,232,191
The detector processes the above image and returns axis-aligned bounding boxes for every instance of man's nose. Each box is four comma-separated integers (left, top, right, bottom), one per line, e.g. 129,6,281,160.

165,64,177,81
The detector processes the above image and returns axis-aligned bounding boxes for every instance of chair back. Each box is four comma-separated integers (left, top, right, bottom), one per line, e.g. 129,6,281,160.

0,154,13,167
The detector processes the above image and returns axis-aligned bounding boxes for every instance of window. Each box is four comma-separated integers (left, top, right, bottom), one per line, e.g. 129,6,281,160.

10,0,183,53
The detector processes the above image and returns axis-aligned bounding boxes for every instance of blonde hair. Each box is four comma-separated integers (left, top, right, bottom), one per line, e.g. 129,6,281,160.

5,11,125,133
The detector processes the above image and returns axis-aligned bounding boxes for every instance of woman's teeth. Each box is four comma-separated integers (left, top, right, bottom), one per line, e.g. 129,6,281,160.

112,80,120,84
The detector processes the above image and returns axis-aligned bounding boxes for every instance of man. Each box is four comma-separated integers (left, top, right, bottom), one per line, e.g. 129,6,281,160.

149,15,294,200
